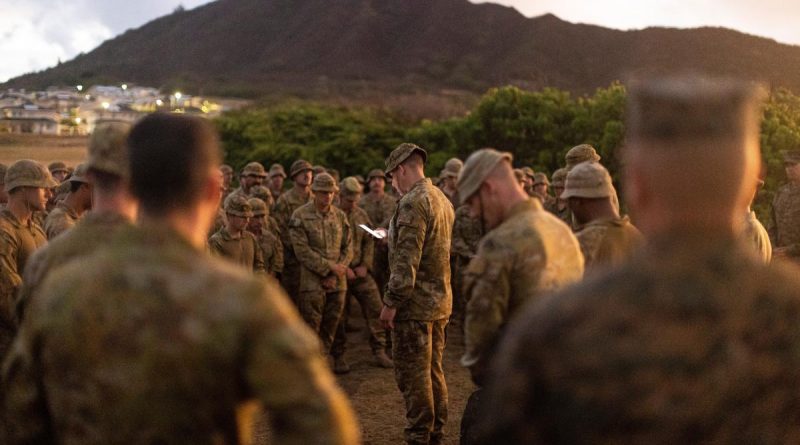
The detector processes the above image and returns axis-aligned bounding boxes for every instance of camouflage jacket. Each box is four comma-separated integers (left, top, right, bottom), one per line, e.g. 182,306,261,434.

743,210,772,263
208,227,266,274
385,178,454,321
477,233,800,444
3,224,360,445
345,206,374,270
575,216,644,272
359,192,396,229
289,203,352,293
770,182,800,257
451,205,484,260
223,186,249,208
461,199,583,384
254,227,284,276
43,202,80,240
0,209,46,333
544,198,573,229
16,211,134,325
274,187,312,257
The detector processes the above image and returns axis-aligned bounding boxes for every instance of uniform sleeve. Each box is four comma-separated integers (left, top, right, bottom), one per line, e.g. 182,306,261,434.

251,234,267,274
289,215,331,277
244,280,360,445
384,201,427,308
44,215,72,240
15,248,46,327
451,210,471,258
207,235,224,257
272,234,285,275
0,230,22,324
460,242,513,385
337,216,352,267
360,224,375,271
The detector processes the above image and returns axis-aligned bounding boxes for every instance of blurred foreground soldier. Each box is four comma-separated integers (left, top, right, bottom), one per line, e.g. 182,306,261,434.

457,149,583,444
769,150,800,260
532,172,553,206
543,167,572,227
47,161,69,183
4,113,360,444
290,173,351,363
43,162,92,239
744,179,771,263
439,157,462,208
0,160,55,360
247,197,283,277
225,161,267,207
209,195,266,273
275,159,313,302
268,163,287,202
0,163,8,207
331,177,393,371
563,162,643,272
17,122,137,325
380,143,454,445
360,169,396,295
476,77,800,443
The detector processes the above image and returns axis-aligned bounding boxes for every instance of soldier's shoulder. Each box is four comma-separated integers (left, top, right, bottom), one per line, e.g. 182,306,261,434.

292,202,316,218
351,206,370,223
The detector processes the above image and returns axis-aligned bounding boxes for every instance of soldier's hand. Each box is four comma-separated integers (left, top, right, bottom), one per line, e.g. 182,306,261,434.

321,275,337,290
380,305,396,330
346,268,356,281
354,266,368,278
329,263,348,277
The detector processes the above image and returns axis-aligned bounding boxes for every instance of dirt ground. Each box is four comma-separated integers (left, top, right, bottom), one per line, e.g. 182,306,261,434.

255,308,475,445
0,134,88,166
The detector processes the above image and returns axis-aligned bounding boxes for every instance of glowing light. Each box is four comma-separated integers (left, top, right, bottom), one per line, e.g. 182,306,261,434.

76,85,83,91
121,84,128,90
156,99,164,106
74,117,82,124
174,91,182,100
101,102,110,110
84,94,90,100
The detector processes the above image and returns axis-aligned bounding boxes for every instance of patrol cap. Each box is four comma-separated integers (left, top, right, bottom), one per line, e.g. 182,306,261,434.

248,197,268,217
441,157,463,178
340,176,363,196
86,121,132,178
551,168,568,188
533,172,550,186
269,163,287,178
241,161,267,178
312,172,338,193
782,150,800,165
457,148,513,204
5,159,58,192
67,163,91,184
220,164,233,174
565,144,601,171
561,161,615,199
249,185,273,204
385,143,428,175
355,175,366,186
0,164,7,185
367,169,386,181
289,159,313,178
224,195,254,218
48,161,69,175
313,165,327,176
521,166,536,179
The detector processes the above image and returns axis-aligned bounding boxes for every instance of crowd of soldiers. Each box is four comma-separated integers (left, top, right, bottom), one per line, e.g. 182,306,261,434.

0,74,799,444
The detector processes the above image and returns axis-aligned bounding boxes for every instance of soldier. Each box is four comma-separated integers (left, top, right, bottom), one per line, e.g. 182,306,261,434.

450,203,483,326
224,161,268,207
219,163,234,201
475,76,800,443
290,173,352,362
0,160,56,361
250,184,275,209
532,172,553,206
43,162,92,239
47,161,69,183
380,143,454,445
520,166,536,197
331,177,393,372
209,195,266,273
16,122,137,325
247,197,284,277
744,179,771,263
249,185,281,238
769,150,800,260
565,143,620,214
563,162,643,272
274,159,313,302
4,113,360,444
439,157,462,209
456,149,584,443
360,169,397,296
268,163,287,202
0,163,8,207
543,167,572,227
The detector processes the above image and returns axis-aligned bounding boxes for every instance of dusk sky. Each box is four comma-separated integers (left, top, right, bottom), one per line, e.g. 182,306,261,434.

1,0,799,83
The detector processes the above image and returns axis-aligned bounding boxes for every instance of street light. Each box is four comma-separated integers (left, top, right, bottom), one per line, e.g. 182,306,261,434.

174,91,182,100
121,84,128,91
74,117,82,124
156,99,164,107
101,102,110,110
76,85,83,92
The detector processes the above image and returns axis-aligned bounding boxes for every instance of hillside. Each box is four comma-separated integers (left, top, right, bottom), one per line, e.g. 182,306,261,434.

5,0,800,97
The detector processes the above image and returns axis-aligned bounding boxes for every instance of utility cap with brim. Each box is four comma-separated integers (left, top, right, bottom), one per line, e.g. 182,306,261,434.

87,121,132,178
242,162,267,178
248,197,268,217
67,163,91,184
48,161,68,174
457,148,513,204
312,165,327,176
565,144,601,171
249,185,273,204
312,172,339,193
290,159,313,178
367,169,386,181
561,161,615,199
385,143,428,175
269,163,287,178
441,157,463,178
6,159,59,191
340,176,363,195
783,150,800,165
220,164,233,174
521,166,536,179
551,168,568,188
224,195,254,218
533,172,550,185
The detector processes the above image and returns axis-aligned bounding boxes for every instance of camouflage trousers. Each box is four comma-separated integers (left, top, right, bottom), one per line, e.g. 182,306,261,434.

298,289,346,354
373,242,390,296
331,274,387,357
392,319,448,445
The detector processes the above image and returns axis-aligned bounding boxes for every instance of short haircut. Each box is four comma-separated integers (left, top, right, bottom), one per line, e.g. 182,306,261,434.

127,113,220,214
402,153,425,169
87,168,123,193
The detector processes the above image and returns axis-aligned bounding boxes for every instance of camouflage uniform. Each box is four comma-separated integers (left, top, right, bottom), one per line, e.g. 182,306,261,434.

289,195,352,354
208,197,266,273
359,190,396,296
385,170,454,444
770,182,800,259
450,204,483,321
248,198,284,276
743,210,771,263
575,216,643,271
43,201,80,239
275,185,313,301
4,224,360,444
544,168,573,228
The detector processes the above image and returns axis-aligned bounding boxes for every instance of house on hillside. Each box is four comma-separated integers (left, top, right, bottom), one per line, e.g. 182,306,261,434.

0,104,61,135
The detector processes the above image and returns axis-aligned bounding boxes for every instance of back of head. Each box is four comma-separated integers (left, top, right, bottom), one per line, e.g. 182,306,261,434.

127,113,220,215
625,75,766,232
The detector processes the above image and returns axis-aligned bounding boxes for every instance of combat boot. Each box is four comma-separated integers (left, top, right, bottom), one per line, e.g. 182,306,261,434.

373,349,394,368
333,356,350,374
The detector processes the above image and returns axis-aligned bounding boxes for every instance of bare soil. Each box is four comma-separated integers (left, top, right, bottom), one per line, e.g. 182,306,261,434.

0,134,88,167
